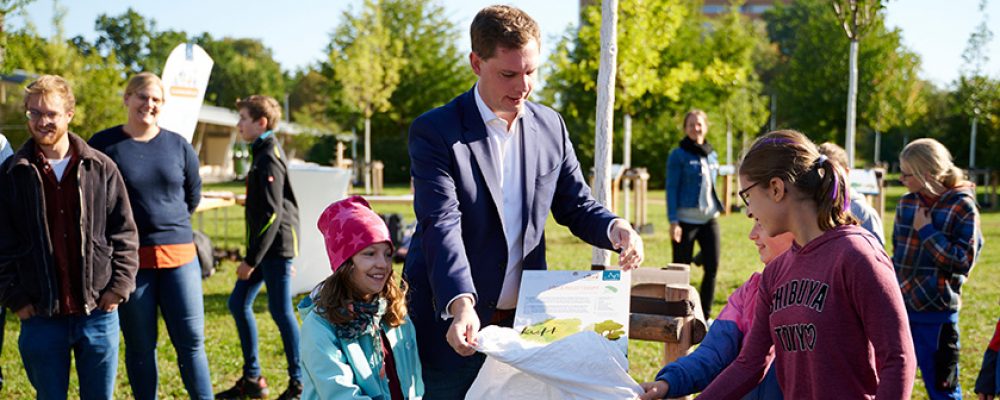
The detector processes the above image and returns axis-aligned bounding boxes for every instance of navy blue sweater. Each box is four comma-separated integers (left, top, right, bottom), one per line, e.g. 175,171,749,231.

89,126,201,246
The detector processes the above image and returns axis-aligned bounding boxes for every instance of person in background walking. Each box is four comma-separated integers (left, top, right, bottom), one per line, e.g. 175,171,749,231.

216,95,302,400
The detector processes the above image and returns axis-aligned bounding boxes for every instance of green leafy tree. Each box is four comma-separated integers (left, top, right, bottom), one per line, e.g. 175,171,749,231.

543,0,770,186
572,0,686,168
709,5,772,164
765,0,925,165
328,0,405,192
0,0,33,71
2,2,125,144
195,33,287,108
372,0,474,182
91,7,151,75
145,29,189,74
318,0,472,181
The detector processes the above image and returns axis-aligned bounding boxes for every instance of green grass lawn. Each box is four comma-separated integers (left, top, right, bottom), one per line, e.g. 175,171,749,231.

0,182,995,398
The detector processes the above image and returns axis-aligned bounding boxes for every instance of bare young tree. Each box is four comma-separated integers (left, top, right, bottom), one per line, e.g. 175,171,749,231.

831,0,882,168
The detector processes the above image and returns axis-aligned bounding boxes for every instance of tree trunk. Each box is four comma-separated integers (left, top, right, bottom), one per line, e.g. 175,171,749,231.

769,92,777,132
364,115,372,194
592,0,618,268
970,116,978,168
725,117,733,166
845,38,859,169
874,129,881,164
623,113,632,226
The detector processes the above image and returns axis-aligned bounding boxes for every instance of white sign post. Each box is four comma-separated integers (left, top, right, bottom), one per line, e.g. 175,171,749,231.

159,43,214,143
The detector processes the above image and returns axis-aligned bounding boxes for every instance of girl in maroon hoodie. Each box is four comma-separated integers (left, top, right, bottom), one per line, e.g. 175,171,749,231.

698,130,916,399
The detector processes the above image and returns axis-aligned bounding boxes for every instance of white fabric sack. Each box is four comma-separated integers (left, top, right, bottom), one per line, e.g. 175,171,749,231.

465,326,642,400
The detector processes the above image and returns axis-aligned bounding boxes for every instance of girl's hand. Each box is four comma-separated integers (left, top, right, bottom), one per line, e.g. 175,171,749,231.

670,223,682,243
637,380,669,400
913,207,931,230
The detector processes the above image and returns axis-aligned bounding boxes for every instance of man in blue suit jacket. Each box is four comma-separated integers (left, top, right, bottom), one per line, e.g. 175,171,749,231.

403,5,644,398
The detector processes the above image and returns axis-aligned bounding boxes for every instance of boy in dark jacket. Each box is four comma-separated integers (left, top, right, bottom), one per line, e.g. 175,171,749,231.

217,95,302,400
0,75,139,399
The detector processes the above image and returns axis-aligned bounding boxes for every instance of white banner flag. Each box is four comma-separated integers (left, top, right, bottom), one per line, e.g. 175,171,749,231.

159,43,213,143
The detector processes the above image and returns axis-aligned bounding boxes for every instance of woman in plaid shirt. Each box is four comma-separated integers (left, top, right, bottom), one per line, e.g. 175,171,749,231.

894,138,983,400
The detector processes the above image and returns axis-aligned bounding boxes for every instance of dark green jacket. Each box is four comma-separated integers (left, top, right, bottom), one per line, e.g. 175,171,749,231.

0,133,139,316
245,134,299,266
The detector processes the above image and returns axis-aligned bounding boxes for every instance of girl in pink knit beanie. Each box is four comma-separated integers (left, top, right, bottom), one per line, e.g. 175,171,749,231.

298,196,424,399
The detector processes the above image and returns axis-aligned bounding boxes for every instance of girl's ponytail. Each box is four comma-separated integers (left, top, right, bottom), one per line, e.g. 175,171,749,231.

813,155,854,230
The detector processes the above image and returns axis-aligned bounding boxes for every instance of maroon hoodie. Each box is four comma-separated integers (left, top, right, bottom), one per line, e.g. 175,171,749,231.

698,225,916,400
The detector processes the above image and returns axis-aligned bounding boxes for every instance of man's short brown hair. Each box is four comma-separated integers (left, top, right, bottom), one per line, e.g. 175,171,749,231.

470,5,541,60
236,95,282,130
24,75,76,112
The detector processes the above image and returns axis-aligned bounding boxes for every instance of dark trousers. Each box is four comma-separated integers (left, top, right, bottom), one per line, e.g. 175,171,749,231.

421,310,515,399
671,219,721,317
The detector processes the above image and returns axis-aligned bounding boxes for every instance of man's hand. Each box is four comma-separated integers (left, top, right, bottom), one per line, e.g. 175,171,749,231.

98,292,124,312
638,380,669,400
237,261,255,281
446,297,480,357
913,207,931,230
611,219,644,271
670,223,682,243
15,304,35,320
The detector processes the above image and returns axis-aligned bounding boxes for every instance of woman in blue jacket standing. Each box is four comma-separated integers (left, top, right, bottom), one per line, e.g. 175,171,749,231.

89,73,211,399
299,196,423,399
666,109,723,317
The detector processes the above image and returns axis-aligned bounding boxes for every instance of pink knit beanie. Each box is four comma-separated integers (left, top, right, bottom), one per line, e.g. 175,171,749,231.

317,196,392,273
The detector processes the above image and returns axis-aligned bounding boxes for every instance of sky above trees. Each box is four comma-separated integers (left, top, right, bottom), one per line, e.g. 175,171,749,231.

8,0,999,87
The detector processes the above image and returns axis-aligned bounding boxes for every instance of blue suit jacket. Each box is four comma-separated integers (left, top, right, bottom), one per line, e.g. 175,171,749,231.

403,88,618,369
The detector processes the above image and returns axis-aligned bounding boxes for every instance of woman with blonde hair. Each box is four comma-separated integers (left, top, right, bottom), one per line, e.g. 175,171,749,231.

89,72,210,399
894,138,983,400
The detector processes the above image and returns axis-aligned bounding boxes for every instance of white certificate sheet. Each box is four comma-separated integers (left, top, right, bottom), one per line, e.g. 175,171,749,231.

513,270,631,354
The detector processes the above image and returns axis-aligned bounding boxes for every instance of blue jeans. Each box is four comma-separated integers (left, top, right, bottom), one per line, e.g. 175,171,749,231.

120,258,213,399
228,257,301,380
19,309,119,400
911,319,963,400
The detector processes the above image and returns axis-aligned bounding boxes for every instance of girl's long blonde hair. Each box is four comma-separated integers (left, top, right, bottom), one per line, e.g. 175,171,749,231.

899,138,966,196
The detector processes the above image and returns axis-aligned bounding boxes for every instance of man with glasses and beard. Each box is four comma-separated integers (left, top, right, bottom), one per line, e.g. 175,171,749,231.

0,75,139,400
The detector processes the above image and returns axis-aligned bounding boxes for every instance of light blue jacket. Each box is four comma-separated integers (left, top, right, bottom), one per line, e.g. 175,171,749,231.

298,295,424,400
665,146,723,224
